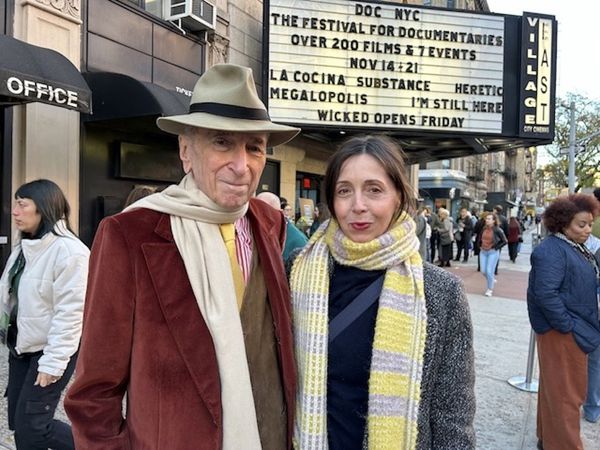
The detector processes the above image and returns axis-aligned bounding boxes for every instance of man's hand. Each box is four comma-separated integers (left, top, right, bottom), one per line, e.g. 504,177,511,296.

34,371,61,387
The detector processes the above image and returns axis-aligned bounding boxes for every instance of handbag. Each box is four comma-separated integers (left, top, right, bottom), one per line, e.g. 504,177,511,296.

329,274,385,342
454,230,462,241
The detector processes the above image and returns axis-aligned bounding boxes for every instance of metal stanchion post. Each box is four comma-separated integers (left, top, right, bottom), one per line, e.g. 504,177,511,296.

507,328,539,392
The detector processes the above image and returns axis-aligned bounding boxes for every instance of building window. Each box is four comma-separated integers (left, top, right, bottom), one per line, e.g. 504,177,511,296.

447,0,456,9
423,0,432,5
295,172,323,219
122,0,163,18
144,0,163,17
441,159,451,169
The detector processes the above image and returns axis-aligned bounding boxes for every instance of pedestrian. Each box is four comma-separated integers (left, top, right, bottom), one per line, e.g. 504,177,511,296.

477,212,507,297
0,179,89,450
527,194,600,450
123,184,156,208
256,191,308,262
429,207,441,263
594,188,600,238
424,208,432,262
507,216,522,262
494,205,509,275
584,232,600,424
282,200,294,222
289,134,475,449
64,64,301,449
415,206,429,262
454,207,474,262
494,204,509,235
437,207,454,267
308,202,330,237
472,211,486,272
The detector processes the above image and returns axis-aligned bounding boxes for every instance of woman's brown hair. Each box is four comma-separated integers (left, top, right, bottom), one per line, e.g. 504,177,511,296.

324,135,415,221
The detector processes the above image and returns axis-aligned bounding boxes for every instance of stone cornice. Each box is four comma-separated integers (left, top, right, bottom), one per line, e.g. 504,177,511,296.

22,0,82,25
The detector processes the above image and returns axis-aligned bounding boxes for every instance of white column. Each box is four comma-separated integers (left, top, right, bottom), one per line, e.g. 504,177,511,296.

12,0,83,231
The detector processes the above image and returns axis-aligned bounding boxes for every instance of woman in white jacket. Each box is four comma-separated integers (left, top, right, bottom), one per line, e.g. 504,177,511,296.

0,179,89,450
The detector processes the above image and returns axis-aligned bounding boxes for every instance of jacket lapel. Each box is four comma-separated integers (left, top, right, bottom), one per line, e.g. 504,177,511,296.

141,214,221,428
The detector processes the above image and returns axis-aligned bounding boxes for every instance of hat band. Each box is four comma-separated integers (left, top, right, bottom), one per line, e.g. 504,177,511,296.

189,102,271,121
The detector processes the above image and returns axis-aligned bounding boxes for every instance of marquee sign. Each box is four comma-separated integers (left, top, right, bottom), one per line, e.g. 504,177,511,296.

264,0,557,140
519,13,555,138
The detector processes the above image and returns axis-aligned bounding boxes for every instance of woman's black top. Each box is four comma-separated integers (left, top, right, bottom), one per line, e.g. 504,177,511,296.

6,251,25,357
327,261,385,450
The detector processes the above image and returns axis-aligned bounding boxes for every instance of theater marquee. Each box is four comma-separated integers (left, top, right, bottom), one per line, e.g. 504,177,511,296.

263,0,557,140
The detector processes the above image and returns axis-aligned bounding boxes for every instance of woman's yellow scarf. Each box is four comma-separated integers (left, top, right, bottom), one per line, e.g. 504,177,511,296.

291,212,427,449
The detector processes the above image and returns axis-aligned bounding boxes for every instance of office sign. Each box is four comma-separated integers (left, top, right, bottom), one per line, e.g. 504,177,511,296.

264,0,556,140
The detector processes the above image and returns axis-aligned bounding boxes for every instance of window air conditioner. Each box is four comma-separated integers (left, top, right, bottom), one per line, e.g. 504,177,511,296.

166,0,216,32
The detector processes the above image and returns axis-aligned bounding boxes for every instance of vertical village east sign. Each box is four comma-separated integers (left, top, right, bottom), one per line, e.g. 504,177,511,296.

263,0,557,142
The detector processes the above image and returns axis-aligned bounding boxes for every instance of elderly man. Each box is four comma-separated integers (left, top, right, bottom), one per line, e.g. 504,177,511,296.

65,64,300,449
256,191,308,261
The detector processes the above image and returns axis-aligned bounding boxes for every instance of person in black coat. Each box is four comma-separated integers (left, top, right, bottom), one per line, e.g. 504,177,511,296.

472,212,485,271
428,207,441,263
493,205,509,274
494,205,509,235
454,207,474,262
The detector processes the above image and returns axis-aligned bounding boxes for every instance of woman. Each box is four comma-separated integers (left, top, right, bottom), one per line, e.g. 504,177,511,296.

477,212,507,297
309,202,331,237
472,211,486,272
507,216,522,262
290,135,475,449
527,194,600,450
437,208,454,267
0,179,89,449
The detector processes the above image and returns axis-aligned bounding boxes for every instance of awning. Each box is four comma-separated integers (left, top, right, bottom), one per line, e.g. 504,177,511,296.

304,130,551,164
0,35,91,113
83,72,188,122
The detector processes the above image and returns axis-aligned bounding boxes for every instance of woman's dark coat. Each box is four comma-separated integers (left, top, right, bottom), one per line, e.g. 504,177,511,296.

527,235,600,354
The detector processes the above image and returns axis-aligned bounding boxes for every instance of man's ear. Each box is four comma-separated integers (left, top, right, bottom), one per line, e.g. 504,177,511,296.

179,135,192,174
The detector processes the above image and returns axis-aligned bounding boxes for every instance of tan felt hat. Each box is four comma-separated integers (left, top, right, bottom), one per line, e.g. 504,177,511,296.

157,64,300,147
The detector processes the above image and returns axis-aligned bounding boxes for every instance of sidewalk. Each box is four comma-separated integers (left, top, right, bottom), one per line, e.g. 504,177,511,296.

446,228,600,449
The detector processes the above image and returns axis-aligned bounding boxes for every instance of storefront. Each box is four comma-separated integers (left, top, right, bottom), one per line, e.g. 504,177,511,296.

77,0,204,245
2,0,559,261
0,33,91,265
418,169,470,216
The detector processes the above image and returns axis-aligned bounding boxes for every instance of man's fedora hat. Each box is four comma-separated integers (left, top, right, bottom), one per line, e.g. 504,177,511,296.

157,64,300,147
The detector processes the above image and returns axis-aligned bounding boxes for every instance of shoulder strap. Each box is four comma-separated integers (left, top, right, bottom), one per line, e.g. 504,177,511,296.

329,274,385,343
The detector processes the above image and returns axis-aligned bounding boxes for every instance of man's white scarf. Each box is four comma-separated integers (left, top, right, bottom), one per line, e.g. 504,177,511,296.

126,174,261,450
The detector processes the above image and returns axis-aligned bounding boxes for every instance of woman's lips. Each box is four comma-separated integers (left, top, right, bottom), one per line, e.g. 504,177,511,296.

350,222,370,230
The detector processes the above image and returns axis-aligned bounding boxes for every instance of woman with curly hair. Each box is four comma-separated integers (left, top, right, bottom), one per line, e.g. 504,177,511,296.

527,193,600,450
